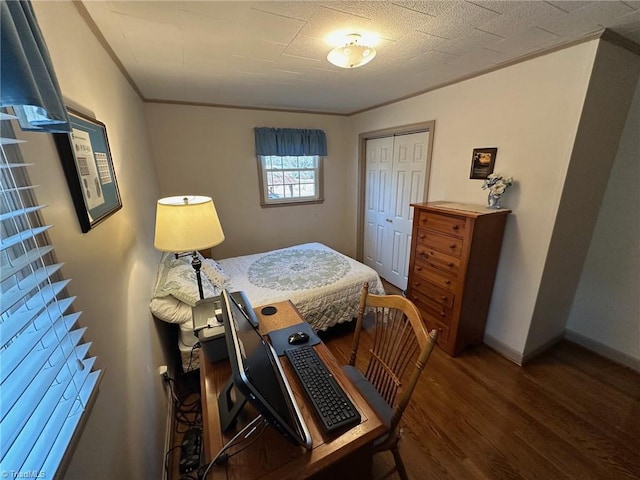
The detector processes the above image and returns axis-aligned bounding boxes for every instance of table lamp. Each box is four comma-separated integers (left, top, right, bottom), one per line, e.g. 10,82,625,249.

154,195,225,300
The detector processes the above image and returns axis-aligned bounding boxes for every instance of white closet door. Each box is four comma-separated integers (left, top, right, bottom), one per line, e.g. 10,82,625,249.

386,131,430,290
364,137,394,279
364,131,430,290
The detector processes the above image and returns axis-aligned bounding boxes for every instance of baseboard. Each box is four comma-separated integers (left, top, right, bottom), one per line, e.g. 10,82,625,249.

564,329,640,372
521,334,564,365
161,382,176,480
485,331,639,372
483,334,525,366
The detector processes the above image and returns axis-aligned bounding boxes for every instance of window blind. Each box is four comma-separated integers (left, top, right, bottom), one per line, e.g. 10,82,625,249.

0,0,71,132
0,112,102,477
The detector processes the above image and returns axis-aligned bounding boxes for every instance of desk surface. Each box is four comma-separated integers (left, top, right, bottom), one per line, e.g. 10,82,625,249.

200,300,386,480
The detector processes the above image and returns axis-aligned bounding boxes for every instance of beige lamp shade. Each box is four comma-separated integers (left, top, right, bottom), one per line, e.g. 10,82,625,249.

154,195,225,252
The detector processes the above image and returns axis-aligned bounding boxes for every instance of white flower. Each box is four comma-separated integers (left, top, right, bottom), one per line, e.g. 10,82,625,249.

482,173,513,196
492,183,506,195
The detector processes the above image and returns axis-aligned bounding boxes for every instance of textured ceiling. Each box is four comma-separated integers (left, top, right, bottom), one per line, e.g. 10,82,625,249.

80,1,640,114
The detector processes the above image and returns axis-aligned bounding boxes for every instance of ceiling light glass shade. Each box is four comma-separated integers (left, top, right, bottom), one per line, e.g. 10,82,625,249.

154,195,225,252
327,33,376,68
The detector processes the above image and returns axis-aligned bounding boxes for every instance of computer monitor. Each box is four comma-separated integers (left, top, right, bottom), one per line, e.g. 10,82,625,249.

217,289,312,449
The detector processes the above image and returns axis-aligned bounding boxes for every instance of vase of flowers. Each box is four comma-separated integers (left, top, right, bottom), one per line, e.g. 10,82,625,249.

482,173,513,209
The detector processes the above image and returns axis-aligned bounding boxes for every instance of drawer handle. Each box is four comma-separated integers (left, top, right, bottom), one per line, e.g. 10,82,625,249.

416,266,423,271
447,262,454,267
452,225,459,230
440,311,446,317
449,244,456,249
413,282,421,287
419,233,426,239
444,280,451,285
441,296,448,301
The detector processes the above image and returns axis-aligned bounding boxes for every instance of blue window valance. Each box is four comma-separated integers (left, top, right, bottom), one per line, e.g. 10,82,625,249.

254,127,327,157
1,0,70,132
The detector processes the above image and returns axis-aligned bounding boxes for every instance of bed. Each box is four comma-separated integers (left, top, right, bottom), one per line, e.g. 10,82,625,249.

150,242,385,371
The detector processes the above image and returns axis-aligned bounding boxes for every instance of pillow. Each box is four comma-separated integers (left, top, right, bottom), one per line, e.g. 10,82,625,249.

152,252,220,307
201,257,231,289
149,296,192,324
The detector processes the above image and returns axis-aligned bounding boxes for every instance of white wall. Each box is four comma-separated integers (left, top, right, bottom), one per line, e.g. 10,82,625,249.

17,2,167,478
565,74,640,368
145,104,353,258
348,41,598,357
525,41,640,359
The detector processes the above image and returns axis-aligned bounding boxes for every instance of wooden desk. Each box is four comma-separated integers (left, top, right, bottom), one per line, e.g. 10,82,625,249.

200,301,386,480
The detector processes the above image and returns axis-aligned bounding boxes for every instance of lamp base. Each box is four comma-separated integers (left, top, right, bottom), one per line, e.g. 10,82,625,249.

174,251,205,300
191,252,205,300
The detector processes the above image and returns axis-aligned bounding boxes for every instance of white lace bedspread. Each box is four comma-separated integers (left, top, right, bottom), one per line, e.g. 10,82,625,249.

219,242,385,332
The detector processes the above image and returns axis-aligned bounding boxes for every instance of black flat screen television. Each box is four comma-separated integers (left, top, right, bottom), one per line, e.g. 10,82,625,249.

217,289,312,449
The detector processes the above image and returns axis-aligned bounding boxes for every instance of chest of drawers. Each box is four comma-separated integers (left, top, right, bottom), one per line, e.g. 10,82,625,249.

407,202,510,356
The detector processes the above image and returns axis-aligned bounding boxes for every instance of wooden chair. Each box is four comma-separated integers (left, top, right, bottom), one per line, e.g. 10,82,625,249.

343,282,438,480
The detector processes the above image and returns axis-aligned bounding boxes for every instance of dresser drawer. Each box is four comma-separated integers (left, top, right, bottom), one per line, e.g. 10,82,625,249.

414,244,460,276
409,289,453,326
408,279,454,309
412,263,457,292
418,309,450,343
415,228,463,257
416,211,465,238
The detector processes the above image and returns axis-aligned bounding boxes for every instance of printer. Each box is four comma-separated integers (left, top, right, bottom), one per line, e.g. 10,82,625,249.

192,291,258,363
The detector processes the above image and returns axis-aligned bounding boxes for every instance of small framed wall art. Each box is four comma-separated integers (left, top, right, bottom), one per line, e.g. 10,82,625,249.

54,108,122,233
469,147,497,179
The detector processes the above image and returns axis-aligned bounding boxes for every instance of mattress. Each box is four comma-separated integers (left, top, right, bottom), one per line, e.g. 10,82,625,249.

218,242,385,332
160,242,384,372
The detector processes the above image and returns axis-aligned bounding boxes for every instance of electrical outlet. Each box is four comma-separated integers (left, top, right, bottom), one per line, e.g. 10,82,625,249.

158,365,169,382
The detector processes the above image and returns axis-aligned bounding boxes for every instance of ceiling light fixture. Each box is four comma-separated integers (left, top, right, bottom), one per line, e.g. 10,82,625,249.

327,33,377,69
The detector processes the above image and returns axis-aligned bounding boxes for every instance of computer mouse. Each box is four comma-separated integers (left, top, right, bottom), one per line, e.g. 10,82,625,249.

287,331,309,345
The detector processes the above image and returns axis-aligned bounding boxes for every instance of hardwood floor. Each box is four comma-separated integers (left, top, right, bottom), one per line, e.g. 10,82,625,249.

323,320,640,479
169,280,640,479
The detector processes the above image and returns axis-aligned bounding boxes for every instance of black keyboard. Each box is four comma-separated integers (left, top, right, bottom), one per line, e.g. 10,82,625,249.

285,345,361,433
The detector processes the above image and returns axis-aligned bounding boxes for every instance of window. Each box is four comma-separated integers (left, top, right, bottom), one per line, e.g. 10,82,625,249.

258,155,324,206
253,127,327,207
0,113,101,476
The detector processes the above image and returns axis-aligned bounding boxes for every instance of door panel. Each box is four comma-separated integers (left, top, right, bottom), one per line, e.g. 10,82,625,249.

364,137,394,275
366,170,376,212
393,170,406,219
364,220,377,265
375,223,385,266
386,132,429,290
377,170,389,213
390,228,403,276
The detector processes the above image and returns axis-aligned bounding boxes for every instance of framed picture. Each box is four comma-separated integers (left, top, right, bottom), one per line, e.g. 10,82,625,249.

469,147,497,179
54,108,122,233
